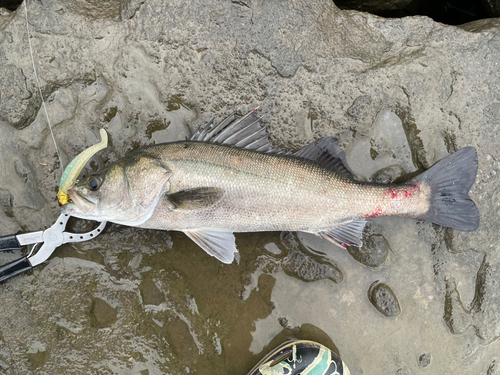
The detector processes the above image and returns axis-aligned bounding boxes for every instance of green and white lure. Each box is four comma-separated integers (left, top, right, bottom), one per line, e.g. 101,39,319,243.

57,129,108,205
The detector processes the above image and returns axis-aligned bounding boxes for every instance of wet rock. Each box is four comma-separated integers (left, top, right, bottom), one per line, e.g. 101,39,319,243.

346,108,418,181
443,277,472,335
488,358,500,375
62,0,128,21
417,353,431,368
372,109,418,172
27,350,49,370
444,256,500,342
90,297,118,328
0,0,499,374
224,273,276,374
347,95,372,120
0,125,45,210
278,317,290,329
282,248,343,283
281,232,343,283
140,280,165,306
263,242,283,257
347,234,390,267
0,210,20,235
368,281,401,317
372,165,406,184
460,18,500,35
0,64,36,129
0,337,13,373
165,314,199,358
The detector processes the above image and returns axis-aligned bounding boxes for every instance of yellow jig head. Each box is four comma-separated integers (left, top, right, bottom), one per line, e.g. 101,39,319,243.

58,129,108,205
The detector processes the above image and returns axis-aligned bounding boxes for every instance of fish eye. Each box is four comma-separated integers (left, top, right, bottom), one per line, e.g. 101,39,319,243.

87,175,103,191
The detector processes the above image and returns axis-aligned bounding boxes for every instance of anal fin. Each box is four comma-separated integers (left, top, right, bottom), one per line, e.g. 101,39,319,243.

316,219,367,249
184,230,237,264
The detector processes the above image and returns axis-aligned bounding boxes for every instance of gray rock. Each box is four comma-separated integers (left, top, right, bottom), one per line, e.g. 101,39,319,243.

0,64,35,129
461,18,500,35
281,232,343,283
417,352,431,368
0,122,45,211
444,255,500,343
348,232,391,267
368,280,401,317
488,358,500,375
0,0,499,374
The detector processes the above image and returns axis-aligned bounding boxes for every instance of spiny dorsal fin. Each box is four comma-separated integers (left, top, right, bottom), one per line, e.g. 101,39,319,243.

295,137,355,179
190,109,282,153
316,219,367,249
184,230,237,264
167,187,224,209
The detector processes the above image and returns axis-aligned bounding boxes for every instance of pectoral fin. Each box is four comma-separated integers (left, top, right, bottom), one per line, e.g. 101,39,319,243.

167,187,224,210
316,219,367,249
184,230,237,264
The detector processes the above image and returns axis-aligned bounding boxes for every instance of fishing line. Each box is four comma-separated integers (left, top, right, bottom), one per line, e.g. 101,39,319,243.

24,0,64,175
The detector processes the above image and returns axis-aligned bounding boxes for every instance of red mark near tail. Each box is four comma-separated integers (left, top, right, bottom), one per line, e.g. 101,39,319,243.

402,189,413,198
388,187,399,199
385,183,420,199
365,207,383,218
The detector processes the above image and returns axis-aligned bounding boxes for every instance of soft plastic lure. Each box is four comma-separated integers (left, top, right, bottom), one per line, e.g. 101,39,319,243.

58,129,108,205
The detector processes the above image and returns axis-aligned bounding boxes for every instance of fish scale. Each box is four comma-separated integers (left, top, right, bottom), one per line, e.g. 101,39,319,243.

140,142,428,232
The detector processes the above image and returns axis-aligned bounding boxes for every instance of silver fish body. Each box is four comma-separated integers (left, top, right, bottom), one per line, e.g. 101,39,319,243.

137,141,428,232
63,110,479,263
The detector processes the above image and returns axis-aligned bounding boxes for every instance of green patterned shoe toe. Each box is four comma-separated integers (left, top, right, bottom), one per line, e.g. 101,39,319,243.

248,340,350,375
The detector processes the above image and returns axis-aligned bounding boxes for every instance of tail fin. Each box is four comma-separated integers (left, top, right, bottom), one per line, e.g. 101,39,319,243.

414,147,479,231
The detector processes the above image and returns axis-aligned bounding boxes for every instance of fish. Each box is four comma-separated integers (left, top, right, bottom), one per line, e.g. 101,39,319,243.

62,109,480,264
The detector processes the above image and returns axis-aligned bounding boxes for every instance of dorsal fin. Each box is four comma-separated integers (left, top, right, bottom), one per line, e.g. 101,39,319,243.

190,109,282,153
295,137,355,179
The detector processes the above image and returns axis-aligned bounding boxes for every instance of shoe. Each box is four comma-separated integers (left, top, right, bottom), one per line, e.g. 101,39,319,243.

247,339,350,375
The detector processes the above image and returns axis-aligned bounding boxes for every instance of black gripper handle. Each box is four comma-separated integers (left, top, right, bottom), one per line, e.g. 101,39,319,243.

0,257,33,282
0,235,22,251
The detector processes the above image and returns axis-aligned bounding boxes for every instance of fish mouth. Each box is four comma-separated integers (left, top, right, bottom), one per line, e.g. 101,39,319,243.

66,188,98,214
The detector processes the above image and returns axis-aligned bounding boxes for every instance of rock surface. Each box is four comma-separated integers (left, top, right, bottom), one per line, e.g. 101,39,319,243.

368,281,401,317
1,0,500,374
